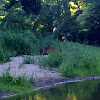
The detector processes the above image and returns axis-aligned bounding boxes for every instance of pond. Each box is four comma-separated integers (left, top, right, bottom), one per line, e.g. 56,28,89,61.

1,79,100,100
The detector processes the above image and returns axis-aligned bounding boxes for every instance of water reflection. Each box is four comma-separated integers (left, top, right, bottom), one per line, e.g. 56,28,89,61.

2,79,100,100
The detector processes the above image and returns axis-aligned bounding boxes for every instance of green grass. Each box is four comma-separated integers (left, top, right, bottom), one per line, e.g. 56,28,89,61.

0,73,34,93
59,42,100,77
23,56,35,64
0,83,33,93
39,42,100,77
39,50,63,68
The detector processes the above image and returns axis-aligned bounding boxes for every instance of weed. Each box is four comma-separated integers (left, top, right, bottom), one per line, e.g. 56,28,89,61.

0,72,30,87
23,56,35,64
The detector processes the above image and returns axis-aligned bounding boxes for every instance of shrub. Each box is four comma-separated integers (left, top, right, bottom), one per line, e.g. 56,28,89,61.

23,56,35,64
0,30,39,56
58,42,100,77
39,50,63,68
1,31,31,55
1,3,33,31
0,38,16,63
0,72,30,87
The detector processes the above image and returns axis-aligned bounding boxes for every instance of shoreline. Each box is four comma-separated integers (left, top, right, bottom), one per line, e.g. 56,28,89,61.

34,76,100,90
0,76,100,99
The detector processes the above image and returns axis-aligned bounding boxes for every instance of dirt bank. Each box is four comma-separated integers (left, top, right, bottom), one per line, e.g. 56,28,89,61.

0,56,65,88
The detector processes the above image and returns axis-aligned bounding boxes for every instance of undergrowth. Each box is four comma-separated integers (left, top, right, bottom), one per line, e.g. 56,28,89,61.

39,42,100,77
0,72,33,93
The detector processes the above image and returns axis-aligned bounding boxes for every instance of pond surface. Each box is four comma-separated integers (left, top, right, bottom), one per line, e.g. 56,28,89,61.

1,79,100,100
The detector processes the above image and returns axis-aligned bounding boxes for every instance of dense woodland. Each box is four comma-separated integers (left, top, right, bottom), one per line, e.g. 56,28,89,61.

0,0,100,45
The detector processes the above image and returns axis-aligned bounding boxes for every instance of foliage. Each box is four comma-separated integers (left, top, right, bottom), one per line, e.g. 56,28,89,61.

0,72,30,87
23,56,35,64
58,42,100,77
0,36,16,63
0,30,39,56
0,0,100,79
39,42,100,77
1,0,100,46
0,72,34,93
39,49,63,68
85,5,100,45
5,0,41,15
1,3,33,31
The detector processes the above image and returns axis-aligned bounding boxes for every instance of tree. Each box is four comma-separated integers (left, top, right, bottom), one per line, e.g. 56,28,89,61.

1,3,33,31
85,5,100,45
5,0,41,15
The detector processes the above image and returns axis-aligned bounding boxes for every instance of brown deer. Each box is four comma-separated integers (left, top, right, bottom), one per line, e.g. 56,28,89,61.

41,46,61,56
41,47,55,56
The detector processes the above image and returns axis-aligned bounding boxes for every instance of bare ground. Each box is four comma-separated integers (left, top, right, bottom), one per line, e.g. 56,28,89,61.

0,56,65,88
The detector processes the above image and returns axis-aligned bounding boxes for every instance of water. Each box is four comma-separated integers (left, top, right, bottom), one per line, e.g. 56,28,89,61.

1,79,100,100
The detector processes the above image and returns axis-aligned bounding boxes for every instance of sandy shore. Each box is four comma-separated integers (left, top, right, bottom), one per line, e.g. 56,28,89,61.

0,56,65,88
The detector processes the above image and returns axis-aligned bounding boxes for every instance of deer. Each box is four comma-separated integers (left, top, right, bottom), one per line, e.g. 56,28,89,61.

41,46,61,56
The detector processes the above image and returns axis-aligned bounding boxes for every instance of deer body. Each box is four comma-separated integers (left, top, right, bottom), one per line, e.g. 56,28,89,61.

41,47,55,55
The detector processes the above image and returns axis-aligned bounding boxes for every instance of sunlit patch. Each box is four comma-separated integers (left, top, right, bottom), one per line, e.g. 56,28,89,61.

41,0,57,5
0,16,5,19
34,93,46,100
69,1,83,16
60,10,65,16
69,1,78,16
5,0,9,3
66,93,77,100
82,29,88,32
53,27,56,32
42,0,46,2
31,22,34,25
69,1,78,8
36,24,44,31
61,5,64,8
15,7,22,11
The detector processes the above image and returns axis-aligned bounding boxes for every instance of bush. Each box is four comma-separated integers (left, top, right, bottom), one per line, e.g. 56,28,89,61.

58,42,100,77
1,31,31,55
0,38,16,63
39,50,63,68
0,30,39,56
1,3,33,31
23,56,35,64
0,72,30,87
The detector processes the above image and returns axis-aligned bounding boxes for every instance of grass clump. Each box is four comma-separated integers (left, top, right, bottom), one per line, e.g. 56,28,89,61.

58,42,100,77
0,72,33,93
39,50,63,69
23,56,35,64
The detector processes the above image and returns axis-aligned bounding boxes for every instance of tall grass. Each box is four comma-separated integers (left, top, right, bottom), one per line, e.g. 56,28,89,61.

39,50,63,68
59,42,100,77
0,72,29,87
39,42,100,77
0,72,33,93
